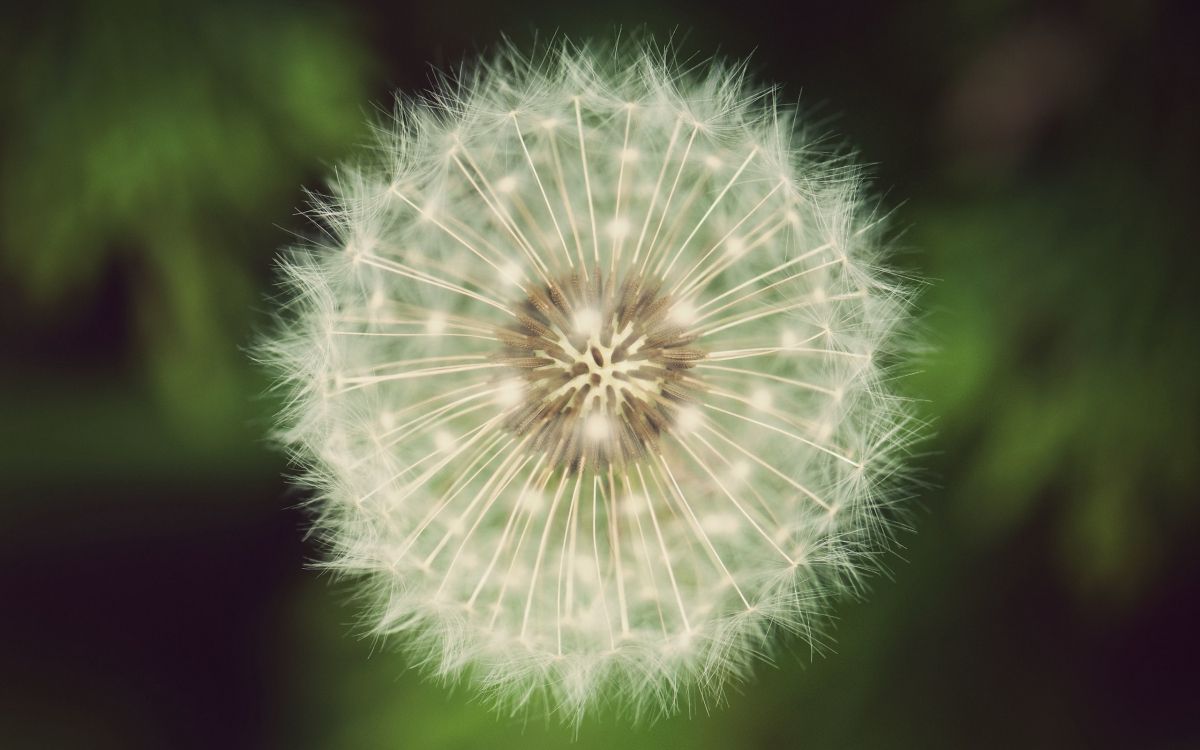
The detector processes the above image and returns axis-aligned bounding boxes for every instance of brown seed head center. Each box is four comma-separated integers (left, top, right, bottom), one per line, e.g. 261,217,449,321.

495,269,706,471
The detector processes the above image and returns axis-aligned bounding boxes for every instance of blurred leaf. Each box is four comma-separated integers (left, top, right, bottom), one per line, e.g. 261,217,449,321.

0,1,373,442
910,165,1199,601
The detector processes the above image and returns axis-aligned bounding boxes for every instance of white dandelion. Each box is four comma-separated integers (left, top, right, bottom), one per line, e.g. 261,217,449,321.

267,41,915,723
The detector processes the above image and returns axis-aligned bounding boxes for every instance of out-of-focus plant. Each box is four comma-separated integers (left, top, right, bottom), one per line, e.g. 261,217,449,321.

0,2,373,439
912,12,1199,597
892,10,1200,606
915,178,1198,600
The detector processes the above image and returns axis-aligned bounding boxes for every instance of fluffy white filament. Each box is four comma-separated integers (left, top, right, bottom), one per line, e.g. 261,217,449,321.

267,42,914,724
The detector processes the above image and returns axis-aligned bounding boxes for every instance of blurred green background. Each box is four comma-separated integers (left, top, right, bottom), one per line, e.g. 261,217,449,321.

2,1,1197,748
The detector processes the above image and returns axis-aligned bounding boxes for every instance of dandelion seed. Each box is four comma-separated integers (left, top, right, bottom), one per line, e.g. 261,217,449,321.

265,39,916,724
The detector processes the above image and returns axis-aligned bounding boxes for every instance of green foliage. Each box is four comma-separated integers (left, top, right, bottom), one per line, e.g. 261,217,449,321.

912,165,1198,599
1,2,372,438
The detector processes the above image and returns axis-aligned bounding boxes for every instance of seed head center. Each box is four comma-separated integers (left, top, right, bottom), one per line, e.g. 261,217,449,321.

495,270,706,470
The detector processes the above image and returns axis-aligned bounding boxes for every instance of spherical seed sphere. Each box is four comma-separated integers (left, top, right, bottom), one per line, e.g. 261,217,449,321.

269,43,914,722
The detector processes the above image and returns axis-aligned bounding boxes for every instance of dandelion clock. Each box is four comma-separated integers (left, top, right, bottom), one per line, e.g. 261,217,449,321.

266,41,915,722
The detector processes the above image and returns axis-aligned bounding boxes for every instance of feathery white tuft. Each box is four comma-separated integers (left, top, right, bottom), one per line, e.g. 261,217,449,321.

266,41,916,724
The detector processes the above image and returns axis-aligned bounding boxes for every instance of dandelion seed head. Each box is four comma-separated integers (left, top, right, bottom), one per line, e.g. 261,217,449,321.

266,39,916,724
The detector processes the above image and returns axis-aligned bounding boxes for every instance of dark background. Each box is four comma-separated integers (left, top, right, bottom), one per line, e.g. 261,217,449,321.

2,1,1198,748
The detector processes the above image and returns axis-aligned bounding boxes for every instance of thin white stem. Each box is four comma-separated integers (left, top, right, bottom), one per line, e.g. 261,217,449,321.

670,181,783,296
704,342,867,362
605,466,630,636
636,463,690,631
427,444,529,577
678,215,791,299
521,468,572,639
556,460,586,653
452,150,551,279
694,254,838,318
389,188,520,279
512,113,574,268
703,384,819,432
592,473,615,649
704,402,861,467
333,362,505,393
343,353,487,376
358,254,514,317
574,98,600,266
330,330,499,342
487,465,554,628
360,414,503,504
619,471,667,634
659,147,758,280
374,401,498,468
610,105,634,273
549,134,588,278
640,124,700,275
631,115,683,265
393,434,512,561
695,363,838,396
654,454,751,608
673,432,796,565
456,452,540,602
701,423,832,510
698,293,864,338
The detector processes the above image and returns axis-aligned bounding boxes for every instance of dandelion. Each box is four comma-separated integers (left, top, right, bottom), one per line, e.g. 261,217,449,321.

267,41,915,723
